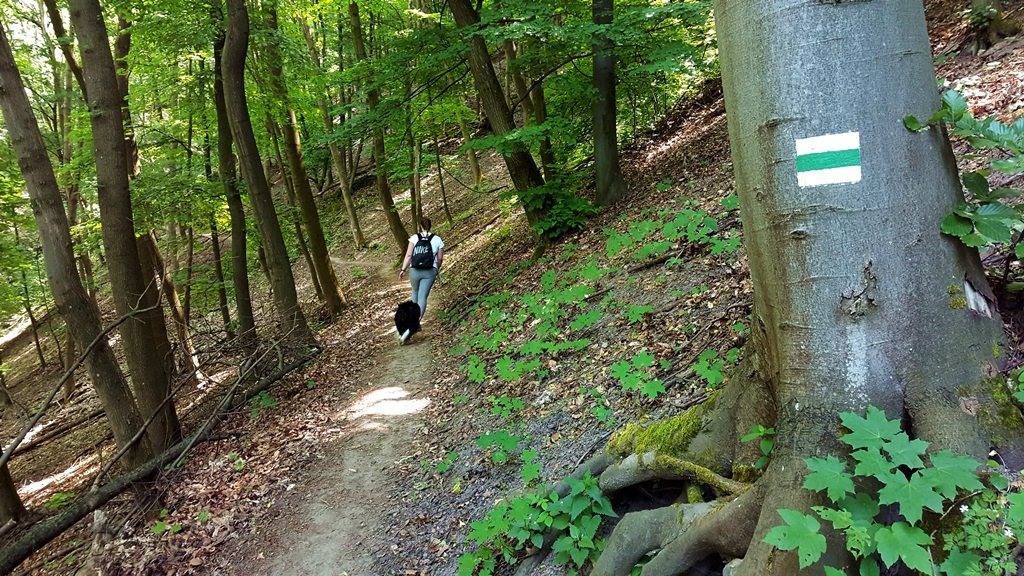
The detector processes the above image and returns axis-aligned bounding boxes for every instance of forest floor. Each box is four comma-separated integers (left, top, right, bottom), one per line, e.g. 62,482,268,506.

2,1,1024,575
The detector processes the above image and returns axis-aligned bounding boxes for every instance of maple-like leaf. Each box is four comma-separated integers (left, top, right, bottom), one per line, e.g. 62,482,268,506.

840,406,903,452
875,522,933,573
803,455,854,503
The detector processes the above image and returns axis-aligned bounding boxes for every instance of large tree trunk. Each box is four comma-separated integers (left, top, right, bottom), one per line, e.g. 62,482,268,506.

589,2,1024,574
222,0,316,347
0,22,153,470
592,0,626,206
0,462,23,525
349,2,408,255
447,0,547,227
138,232,201,382
212,6,256,348
68,0,181,453
263,1,346,314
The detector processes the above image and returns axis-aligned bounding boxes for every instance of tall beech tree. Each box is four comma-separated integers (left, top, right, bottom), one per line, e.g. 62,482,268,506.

263,0,346,315
592,0,625,206
68,0,181,452
222,0,315,346
212,3,256,347
591,2,1024,574
448,0,547,228
0,21,152,470
349,1,408,254
0,461,23,525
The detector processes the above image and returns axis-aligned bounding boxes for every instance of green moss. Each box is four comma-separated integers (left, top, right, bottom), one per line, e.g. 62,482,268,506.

948,284,964,295
607,394,717,459
949,295,968,310
973,376,1024,446
686,483,704,504
993,340,1002,359
732,464,759,484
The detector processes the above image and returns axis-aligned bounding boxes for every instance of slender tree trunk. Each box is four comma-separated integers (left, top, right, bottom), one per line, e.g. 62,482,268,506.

304,17,365,249
433,133,454,226
459,117,482,187
533,83,557,182
592,0,626,206
266,137,323,301
182,227,194,325
209,214,233,337
0,22,153,469
211,7,255,347
263,1,345,314
69,0,181,452
448,0,547,227
12,220,47,367
349,2,408,255
138,232,201,382
222,0,315,346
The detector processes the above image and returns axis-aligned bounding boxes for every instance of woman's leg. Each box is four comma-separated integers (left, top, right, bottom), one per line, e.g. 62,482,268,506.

411,268,437,317
409,272,422,310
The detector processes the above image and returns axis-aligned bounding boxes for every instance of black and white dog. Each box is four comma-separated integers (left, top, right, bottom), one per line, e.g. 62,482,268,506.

394,301,422,344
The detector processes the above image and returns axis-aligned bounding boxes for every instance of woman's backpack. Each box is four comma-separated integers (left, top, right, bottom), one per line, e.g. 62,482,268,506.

410,233,436,269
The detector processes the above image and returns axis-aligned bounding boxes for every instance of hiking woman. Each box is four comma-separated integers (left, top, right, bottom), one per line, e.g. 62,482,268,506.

399,217,444,319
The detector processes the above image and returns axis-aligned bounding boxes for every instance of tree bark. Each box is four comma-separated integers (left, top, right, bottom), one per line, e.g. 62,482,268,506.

211,5,256,347
448,0,547,226
263,1,346,314
209,214,233,337
0,462,23,525
222,0,316,347
592,0,626,206
349,1,408,255
68,0,181,452
458,117,482,187
0,21,152,469
138,232,200,382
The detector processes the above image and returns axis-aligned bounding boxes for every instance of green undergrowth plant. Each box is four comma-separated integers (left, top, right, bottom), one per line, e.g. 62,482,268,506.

904,89,1024,275
609,350,666,400
458,472,616,576
740,424,776,469
488,395,525,418
580,386,614,426
693,347,742,389
476,430,527,465
764,405,1024,575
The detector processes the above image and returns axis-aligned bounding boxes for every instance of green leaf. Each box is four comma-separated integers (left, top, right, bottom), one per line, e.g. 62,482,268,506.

938,549,982,576
940,213,973,237
762,509,826,569
859,558,881,576
874,522,933,572
803,455,855,502
640,379,666,399
850,448,895,478
881,433,928,469
961,171,990,197
840,406,903,452
631,351,656,368
943,89,968,121
919,450,984,500
903,115,924,131
876,470,944,524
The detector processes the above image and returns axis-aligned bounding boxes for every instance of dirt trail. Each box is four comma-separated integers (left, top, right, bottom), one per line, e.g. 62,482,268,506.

235,263,436,576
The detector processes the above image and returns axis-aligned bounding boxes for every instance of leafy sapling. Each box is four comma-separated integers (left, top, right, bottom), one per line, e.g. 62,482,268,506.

740,424,776,469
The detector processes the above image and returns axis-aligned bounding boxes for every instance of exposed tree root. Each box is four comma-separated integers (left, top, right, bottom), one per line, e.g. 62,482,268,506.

599,451,748,496
593,487,764,576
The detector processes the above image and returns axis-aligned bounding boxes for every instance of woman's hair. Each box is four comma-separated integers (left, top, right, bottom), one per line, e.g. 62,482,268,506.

421,217,432,232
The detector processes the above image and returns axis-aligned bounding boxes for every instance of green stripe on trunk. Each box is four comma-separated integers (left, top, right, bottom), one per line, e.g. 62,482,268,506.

795,148,861,172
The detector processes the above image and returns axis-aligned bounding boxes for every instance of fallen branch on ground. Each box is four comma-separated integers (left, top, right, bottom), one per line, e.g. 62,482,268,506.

0,351,316,575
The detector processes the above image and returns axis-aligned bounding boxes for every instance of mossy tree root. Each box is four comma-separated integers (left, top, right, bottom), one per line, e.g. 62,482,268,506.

592,486,764,576
598,451,749,496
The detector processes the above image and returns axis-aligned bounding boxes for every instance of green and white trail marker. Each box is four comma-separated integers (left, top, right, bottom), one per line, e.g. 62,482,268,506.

794,131,862,187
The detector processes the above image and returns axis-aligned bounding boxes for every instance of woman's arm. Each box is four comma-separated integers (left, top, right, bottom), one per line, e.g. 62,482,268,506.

399,240,414,278
436,247,444,271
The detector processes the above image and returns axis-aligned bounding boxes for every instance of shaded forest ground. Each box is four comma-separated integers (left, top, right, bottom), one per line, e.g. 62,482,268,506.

0,0,1023,573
